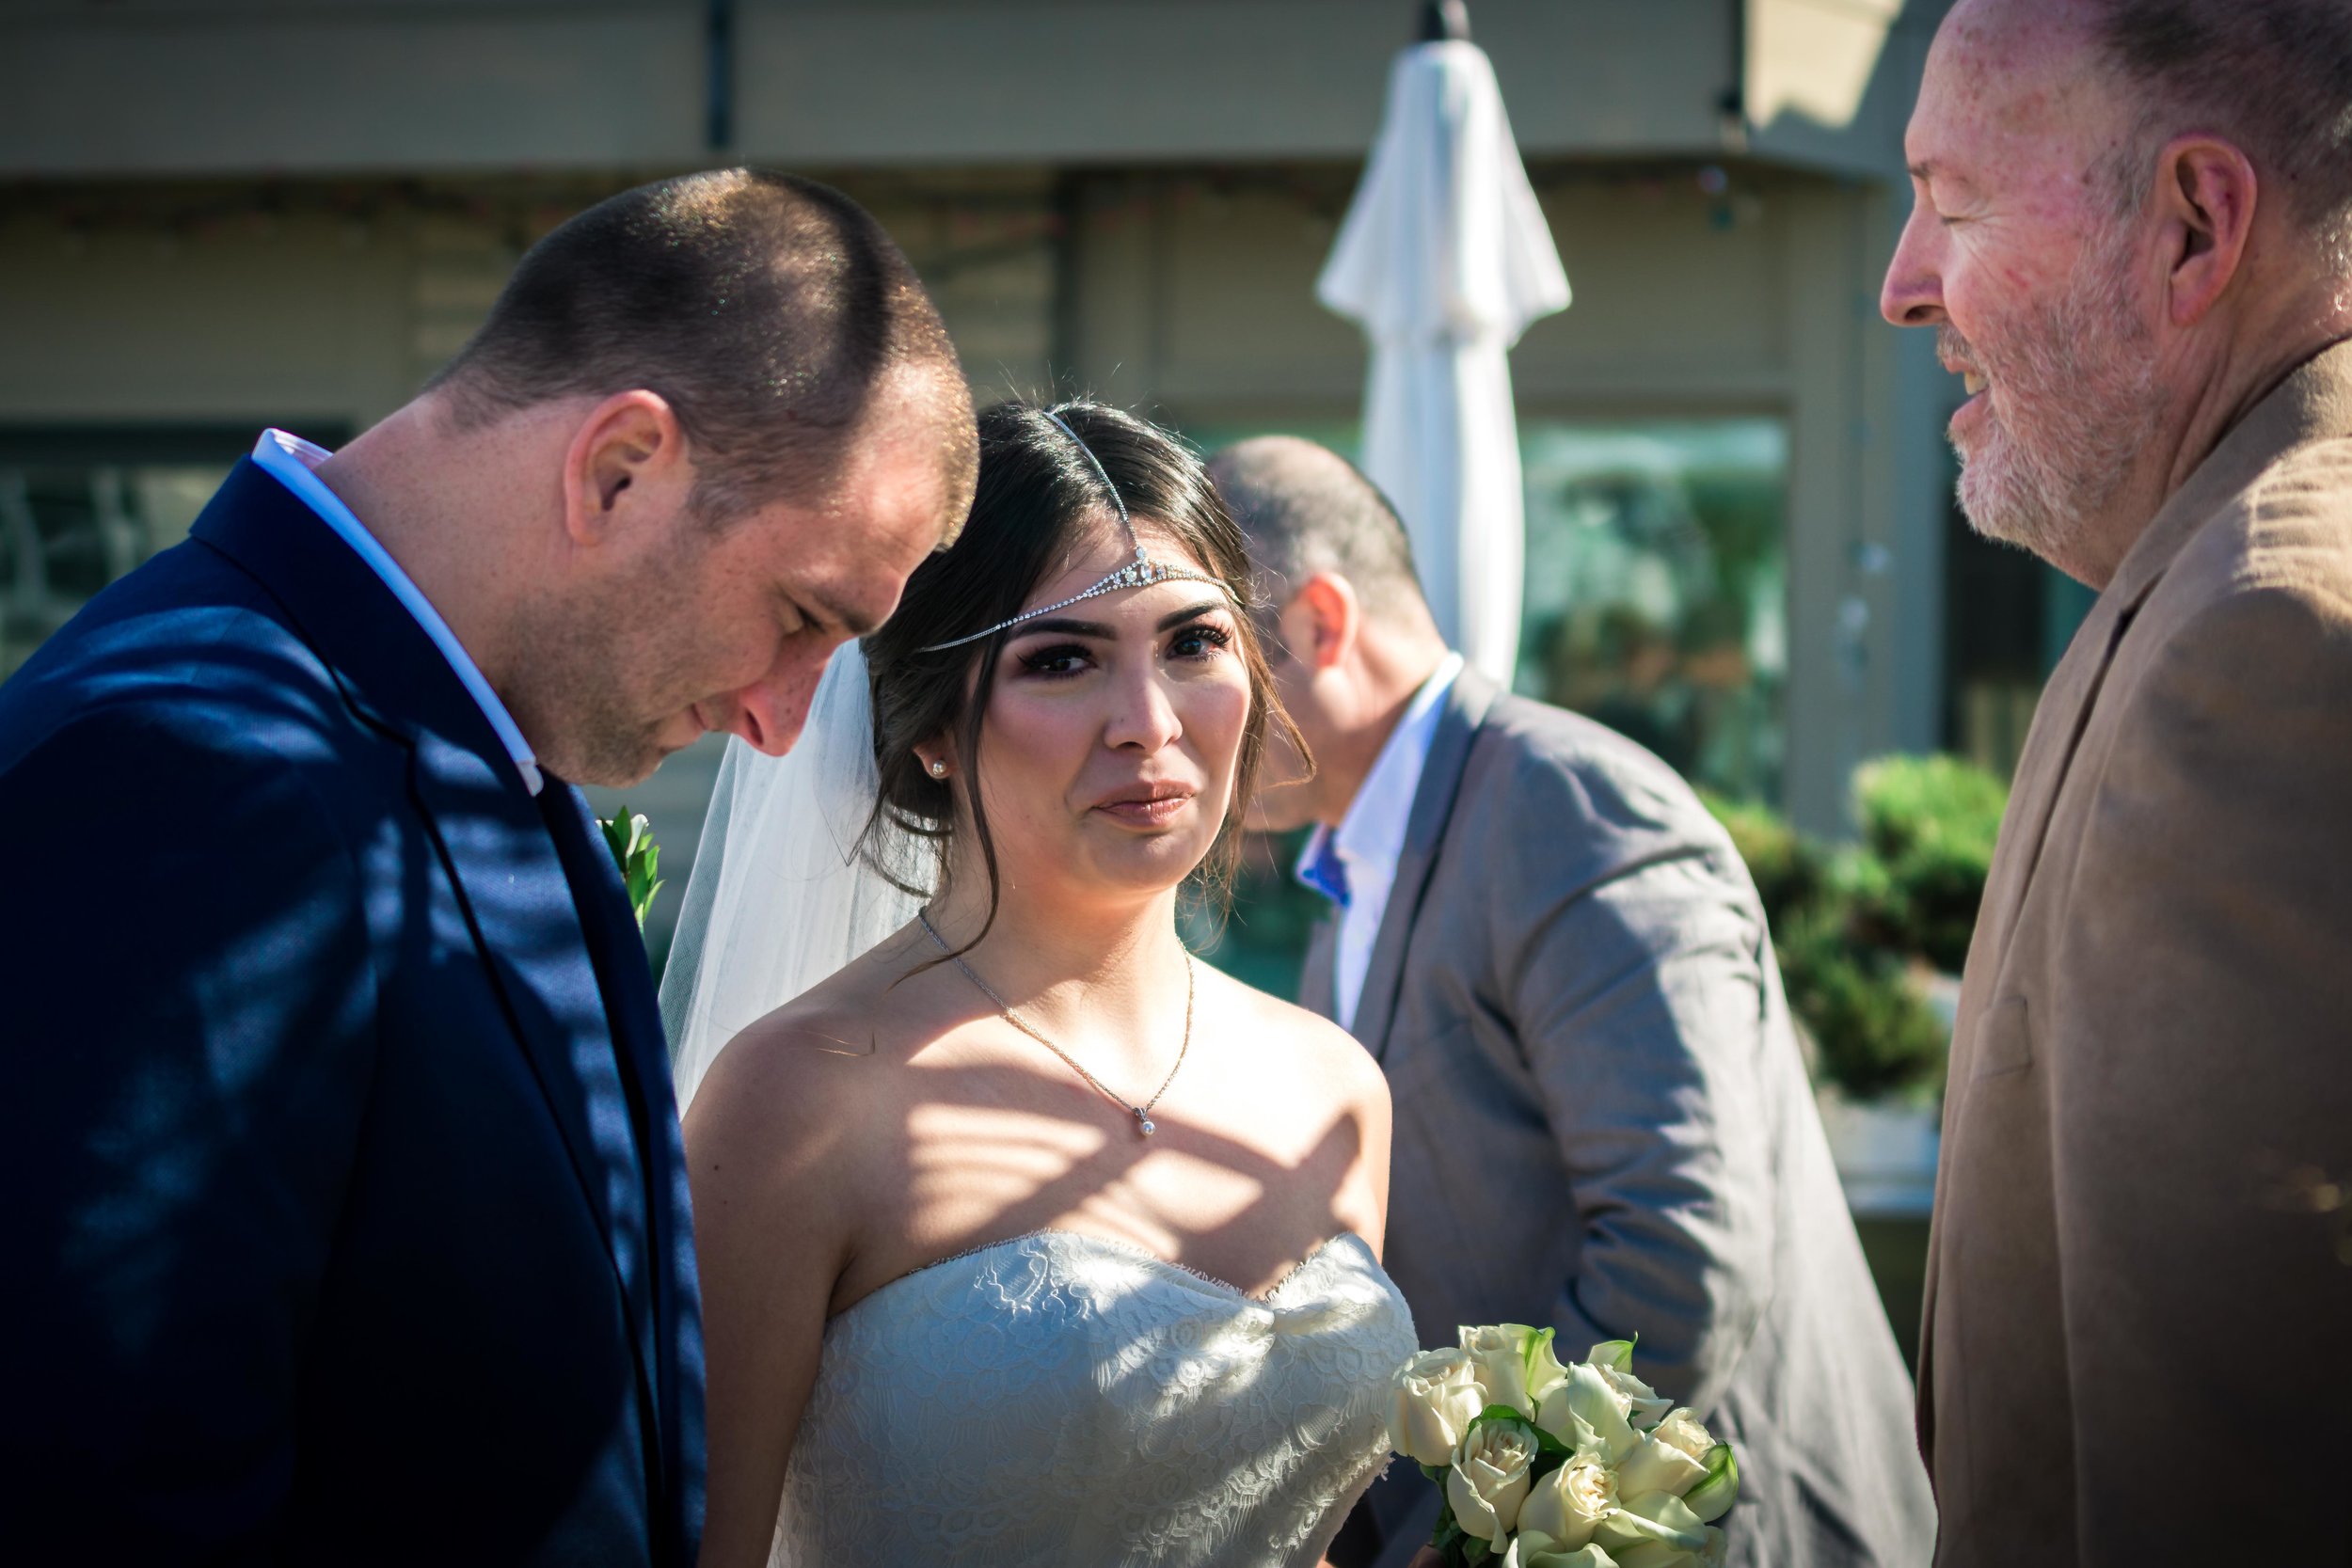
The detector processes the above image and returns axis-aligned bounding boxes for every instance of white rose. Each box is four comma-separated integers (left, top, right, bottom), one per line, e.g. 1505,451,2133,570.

1613,1527,1726,1568
1389,1348,1487,1466
1650,1408,1716,1465
1647,1410,1738,1524
1447,1418,1540,1543
1527,1330,1573,1404
1518,1453,1618,1548
1535,1362,1639,1464
1595,1491,1710,1560
1599,1367,1675,1431
1458,1323,1549,1414
1506,1533,1624,1568
1583,1341,1674,1430
1613,1432,1708,1500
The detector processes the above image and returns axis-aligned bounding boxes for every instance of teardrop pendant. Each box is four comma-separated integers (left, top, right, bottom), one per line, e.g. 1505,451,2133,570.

1135,1109,1156,1136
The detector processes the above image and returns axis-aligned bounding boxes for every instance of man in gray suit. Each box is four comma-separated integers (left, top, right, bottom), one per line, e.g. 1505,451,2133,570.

1213,437,1933,1568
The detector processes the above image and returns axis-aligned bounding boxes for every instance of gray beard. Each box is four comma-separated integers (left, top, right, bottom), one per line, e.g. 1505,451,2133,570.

1949,232,2161,566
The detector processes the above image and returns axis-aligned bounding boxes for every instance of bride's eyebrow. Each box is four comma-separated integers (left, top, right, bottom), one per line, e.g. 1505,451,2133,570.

1155,600,1227,630
1011,600,1227,641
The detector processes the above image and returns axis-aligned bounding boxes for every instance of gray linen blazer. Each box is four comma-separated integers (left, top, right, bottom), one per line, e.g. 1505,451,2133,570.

1921,341,2352,1565
1311,673,1934,1568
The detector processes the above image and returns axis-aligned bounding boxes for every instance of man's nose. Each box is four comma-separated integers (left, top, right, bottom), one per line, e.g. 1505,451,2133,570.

723,640,837,757
1881,208,1947,328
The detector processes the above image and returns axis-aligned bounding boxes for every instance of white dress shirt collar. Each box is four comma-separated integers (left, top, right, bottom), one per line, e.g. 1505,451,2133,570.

1297,651,1465,1031
248,429,543,796
1331,652,1465,873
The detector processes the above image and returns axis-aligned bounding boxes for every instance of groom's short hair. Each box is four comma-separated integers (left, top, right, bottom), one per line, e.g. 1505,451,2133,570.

429,168,971,522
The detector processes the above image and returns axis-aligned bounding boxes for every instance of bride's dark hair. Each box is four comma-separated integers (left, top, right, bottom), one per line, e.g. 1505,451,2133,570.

861,399,1302,950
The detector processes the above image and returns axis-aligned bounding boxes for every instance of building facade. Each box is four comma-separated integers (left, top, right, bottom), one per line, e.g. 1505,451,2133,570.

3,0,2067,957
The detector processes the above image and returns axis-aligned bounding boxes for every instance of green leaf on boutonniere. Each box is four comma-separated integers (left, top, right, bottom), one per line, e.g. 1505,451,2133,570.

597,808,663,931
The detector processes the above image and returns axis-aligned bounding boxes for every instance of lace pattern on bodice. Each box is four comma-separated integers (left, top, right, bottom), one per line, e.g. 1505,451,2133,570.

771,1229,1418,1567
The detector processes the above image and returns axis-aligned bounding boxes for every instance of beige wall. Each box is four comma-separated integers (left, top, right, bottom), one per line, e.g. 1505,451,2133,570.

1058,164,1947,830
0,205,411,429
0,155,1945,833
5,0,1936,180
0,173,1057,428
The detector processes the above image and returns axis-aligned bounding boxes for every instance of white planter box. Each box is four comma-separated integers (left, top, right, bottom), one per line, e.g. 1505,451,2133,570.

1818,1089,1941,1218
1809,966,1955,1220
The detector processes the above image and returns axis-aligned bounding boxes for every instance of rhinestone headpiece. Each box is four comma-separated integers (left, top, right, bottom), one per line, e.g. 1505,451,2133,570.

915,408,1232,654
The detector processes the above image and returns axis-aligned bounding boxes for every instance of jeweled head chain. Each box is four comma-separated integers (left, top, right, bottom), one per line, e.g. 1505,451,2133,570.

914,408,1233,654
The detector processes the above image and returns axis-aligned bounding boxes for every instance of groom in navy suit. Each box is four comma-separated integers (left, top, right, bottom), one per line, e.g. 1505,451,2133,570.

0,170,976,1563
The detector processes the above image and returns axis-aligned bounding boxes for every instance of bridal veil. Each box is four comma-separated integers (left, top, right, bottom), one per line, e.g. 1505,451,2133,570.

660,642,928,1112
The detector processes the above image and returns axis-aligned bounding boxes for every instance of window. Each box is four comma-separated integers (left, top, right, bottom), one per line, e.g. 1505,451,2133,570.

1516,419,1789,806
1942,482,2094,781
0,426,333,679
1177,415,1790,1002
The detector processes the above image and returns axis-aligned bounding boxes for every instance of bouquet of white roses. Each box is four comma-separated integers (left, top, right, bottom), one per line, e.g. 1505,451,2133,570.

1388,1325,1739,1568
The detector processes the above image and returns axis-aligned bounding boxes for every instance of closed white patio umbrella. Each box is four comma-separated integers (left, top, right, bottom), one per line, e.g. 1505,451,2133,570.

1318,0,1570,685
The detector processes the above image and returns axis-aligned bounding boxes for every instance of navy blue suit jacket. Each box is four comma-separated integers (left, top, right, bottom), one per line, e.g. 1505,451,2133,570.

0,460,705,1564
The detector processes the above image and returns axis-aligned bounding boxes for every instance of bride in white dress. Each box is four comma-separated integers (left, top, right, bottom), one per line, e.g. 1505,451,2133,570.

664,401,1419,1568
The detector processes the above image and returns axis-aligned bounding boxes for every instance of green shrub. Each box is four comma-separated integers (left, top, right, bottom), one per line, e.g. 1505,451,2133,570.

1706,754,2008,1101
1697,787,1829,933
1851,756,2007,973
1774,912,1949,1101
1184,829,1331,998
1853,753,2006,863
1873,834,1994,973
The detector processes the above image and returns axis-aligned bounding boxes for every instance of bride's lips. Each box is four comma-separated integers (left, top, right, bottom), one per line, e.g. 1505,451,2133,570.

1093,783,1197,828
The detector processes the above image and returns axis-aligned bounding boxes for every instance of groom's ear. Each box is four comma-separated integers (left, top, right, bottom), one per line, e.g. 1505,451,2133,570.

561,390,691,546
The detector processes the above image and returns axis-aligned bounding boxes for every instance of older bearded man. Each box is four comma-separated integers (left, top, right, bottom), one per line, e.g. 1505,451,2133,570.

1883,2,2352,1564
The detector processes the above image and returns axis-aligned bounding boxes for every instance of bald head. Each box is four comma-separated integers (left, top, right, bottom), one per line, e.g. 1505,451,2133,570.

1932,0,2352,273
1887,0,2352,584
2084,0,2352,276
1208,436,1432,629
1215,436,1450,832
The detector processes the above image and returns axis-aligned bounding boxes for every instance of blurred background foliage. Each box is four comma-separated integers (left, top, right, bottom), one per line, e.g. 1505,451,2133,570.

1197,751,2008,1108
1706,753,2007,1101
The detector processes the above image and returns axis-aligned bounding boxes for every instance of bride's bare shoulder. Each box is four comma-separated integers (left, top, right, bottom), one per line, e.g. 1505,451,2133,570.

1201,965,1391,1117
680,925,933,1164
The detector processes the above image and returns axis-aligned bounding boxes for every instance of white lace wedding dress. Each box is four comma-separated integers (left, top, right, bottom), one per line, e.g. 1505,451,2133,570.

770,1228,1420,1567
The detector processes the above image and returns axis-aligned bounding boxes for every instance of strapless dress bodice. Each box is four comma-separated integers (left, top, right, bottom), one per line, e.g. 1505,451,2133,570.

771,1228,1418,1567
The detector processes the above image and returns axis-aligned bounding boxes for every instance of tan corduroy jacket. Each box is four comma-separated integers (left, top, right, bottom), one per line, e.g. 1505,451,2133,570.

1922,340,2352,1565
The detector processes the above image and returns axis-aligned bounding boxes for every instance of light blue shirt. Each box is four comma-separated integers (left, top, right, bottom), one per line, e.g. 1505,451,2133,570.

1295,651,1464,1031
249,429,543,795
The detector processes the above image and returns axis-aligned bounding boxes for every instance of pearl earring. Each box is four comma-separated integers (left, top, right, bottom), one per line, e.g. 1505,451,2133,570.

929,758,948,778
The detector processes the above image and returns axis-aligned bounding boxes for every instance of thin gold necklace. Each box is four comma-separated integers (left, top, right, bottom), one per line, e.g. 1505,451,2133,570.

917,909,1194,1138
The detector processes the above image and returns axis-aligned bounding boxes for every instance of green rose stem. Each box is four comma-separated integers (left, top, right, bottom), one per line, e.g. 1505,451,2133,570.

597,809,664,932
